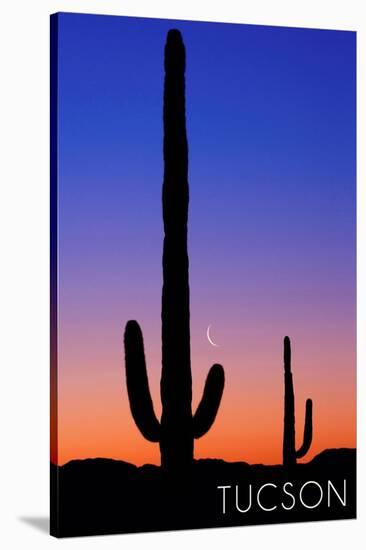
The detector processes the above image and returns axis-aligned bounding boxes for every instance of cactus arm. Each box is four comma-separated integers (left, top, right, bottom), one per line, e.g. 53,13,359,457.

296,398,313,459
193,364,225,439
124,320,160,442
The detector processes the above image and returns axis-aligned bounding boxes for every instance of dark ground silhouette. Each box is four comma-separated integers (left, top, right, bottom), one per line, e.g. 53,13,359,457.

51,448,355,537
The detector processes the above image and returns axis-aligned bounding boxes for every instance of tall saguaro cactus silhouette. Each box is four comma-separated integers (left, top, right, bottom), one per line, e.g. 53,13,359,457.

283,336,313,466
124,30,225,472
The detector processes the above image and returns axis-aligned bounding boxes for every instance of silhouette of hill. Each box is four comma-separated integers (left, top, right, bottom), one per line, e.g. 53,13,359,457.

51,448,356,537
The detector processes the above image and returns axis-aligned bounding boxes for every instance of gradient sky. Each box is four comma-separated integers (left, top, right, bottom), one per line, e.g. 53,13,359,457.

53,13,356,466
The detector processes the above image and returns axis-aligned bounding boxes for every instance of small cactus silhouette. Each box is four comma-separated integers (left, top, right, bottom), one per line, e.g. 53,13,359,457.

124,29,225,472
282,336,313,466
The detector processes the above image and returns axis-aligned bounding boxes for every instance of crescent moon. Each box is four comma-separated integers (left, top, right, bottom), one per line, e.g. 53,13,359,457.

207,325,219,347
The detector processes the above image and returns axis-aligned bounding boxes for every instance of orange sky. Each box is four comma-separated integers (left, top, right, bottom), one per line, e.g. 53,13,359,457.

52,333,356,466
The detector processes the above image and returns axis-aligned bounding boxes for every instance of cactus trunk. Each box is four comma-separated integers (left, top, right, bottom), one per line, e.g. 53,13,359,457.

282,336,313,466
283,337,296,466
124,29,225,473
160,30,193,470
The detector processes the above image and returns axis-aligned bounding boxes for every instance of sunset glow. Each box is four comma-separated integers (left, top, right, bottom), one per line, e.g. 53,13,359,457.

51,14,356,467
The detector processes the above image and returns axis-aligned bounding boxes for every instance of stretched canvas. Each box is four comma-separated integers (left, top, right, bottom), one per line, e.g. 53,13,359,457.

50,12,356,537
